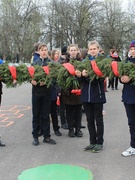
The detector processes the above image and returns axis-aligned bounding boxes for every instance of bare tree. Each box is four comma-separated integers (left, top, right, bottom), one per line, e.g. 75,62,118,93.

0,0,135,62
0,0,42,62
97,0,134,54
41,0,100,49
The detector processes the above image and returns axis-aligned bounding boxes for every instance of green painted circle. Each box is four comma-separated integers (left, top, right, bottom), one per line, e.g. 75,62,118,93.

18,164,93,180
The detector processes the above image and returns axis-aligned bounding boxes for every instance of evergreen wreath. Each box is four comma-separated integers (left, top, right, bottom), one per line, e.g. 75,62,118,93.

0,57,135,88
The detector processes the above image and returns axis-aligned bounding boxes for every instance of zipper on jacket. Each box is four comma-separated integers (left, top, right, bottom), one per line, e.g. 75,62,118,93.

42,59,44,66
98,83,102,98
88,82,91,102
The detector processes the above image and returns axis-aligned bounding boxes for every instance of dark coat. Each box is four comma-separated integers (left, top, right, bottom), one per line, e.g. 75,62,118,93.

61,89,81,105
60,57,82,105
32,57,52,96
121,57,135,104
51,82,60,101
80,77,106,103
81,54,106,103
33,52,40,62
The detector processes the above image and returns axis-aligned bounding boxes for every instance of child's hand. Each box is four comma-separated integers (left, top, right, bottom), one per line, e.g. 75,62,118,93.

75,70,81,77
13,80,17,87
121,75,131,83
40,82,45,86
31,80,37,86
13,79,17,84
82,70,88,77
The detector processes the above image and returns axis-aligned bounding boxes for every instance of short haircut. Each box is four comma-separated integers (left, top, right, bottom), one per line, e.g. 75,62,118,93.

88,40,100,49
38,43,48,51
67,44,79,51
33,42,41,51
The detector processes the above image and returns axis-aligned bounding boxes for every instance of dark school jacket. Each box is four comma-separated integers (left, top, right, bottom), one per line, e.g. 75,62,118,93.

121,57,135,104
80,54,106,103
33,52,40,62
32,57,52,96
80,77,106,103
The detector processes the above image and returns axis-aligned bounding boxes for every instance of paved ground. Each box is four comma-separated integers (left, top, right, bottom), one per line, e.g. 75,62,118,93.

0,82,135,180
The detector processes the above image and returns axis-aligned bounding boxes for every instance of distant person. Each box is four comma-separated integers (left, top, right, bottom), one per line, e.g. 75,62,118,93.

99,49,105,55
120,40,135,157
51,49,60,62
50,49,62,136
57,46,67,64
57,46,68,129
31,42,41,64
80,49,88,61
99,49,108,92
109,49,121,90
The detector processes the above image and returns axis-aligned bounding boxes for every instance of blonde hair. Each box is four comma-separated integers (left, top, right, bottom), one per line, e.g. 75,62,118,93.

88,40,100,49
67,44,79,51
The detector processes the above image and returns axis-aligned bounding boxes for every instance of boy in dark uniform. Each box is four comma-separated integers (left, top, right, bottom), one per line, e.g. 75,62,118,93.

31,44,56,146
121,40,135,156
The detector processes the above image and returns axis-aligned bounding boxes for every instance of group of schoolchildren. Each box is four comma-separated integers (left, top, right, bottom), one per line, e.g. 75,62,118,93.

1,40,135,157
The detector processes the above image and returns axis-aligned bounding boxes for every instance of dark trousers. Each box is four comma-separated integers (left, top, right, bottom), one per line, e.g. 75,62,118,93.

32,94,51,139
124,103,135,148
83,102,104,145
59,101,67,125
65,104,82,129
108,78,111,88
0,94,1,105
111,77,118,89
50,100,60,131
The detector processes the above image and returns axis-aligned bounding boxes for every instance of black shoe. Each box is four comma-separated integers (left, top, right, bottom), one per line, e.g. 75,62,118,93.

111,88,114,90
61,123,68,130
68,128,75,137
55,130,62,136
115,88,118,90
43,137,56,145
0,141,5,147
75,129,83,137
32,138,39,146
